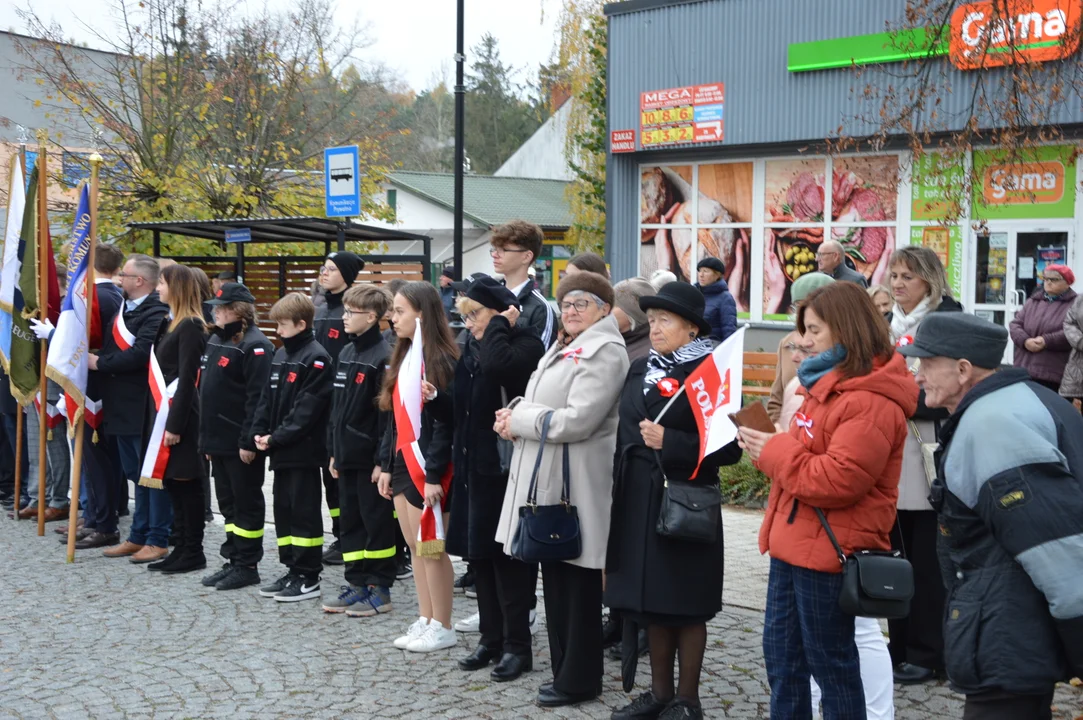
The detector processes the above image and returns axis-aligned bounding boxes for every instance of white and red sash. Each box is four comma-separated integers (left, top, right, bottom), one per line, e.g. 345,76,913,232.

33,392,64,440
112,312,135,351
139,348,177,489
393,319,452,558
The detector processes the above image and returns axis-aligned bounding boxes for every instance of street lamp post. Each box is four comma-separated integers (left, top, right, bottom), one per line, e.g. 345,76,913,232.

452,0,465,282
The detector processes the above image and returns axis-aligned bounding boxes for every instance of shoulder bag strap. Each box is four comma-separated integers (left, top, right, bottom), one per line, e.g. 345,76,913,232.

526,411,554,507
561,442,571,506
813,507,848,566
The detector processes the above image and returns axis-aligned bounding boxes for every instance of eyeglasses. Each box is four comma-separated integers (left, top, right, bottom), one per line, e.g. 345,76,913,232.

342,308,374,318
1043,275,1063,283
560,299,596,313
489,246,529,257
319,265,339,275
116,272,144,280
463,310,485,323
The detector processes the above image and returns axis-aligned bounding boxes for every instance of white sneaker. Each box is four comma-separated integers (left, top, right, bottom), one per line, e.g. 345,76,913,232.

394,617,429,649
529,609,540,636
454,612,480,633
406,619,458,653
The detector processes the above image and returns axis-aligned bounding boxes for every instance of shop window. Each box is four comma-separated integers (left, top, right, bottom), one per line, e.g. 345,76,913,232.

763,159,827,319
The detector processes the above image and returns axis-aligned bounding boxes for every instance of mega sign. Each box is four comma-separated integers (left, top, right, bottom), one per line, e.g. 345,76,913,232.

639,83,725,149
951,0,1082,69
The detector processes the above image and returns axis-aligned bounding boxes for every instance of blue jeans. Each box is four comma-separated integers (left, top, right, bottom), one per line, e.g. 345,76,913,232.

112,434,172,547
764,558,866,720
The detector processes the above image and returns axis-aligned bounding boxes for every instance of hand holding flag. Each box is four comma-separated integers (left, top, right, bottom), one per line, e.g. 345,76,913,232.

681,326,747,477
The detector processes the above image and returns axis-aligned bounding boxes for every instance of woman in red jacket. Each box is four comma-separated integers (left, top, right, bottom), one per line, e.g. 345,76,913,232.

738,282,918,720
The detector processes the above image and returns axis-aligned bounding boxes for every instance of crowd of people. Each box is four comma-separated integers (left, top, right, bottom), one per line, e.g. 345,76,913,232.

2,217,1082,720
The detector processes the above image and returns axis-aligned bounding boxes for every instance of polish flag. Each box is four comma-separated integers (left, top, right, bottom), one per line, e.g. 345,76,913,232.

683,326,746,477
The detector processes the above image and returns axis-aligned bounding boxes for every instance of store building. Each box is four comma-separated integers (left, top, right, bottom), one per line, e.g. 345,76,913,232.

603,0,1082,349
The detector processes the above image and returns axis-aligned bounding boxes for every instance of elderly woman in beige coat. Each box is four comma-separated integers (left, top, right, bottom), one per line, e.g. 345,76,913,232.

494,271,629,709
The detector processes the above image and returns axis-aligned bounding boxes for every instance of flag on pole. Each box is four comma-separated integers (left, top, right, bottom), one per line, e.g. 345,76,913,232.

683,326,746,477
392,318,452,558
0,157,26,369
9,165,61,406
46,185,93,430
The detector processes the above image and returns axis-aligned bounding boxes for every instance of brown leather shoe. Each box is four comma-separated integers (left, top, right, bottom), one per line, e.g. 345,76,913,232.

103,540,143,557
54,518,86,535
43,506,70,522
17,505,38,520
129,545,168,563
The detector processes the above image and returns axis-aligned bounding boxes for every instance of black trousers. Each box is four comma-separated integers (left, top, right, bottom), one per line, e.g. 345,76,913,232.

0,413,14,506
164,478,205,558
212,453,266,567
474,555,537,657
273,467,324,577
321,466,340,540
541,561,603,695
339,467,397,588
889,509,946,669
963,689,1054,720
82,429,118,534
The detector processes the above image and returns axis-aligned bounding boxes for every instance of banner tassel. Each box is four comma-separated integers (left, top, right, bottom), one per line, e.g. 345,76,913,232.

138,476,163,490
92,429,98,444
47,428,52,441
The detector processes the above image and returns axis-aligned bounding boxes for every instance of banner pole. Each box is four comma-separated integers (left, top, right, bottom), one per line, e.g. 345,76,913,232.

12,410,23,520
35,130,48,537
66,154,101,562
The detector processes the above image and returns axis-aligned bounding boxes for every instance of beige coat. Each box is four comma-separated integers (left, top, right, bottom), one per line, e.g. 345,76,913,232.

495,314,629,570
898,355,935,511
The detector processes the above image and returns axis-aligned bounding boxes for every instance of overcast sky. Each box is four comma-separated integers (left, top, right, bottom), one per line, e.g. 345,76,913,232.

0,0,560,93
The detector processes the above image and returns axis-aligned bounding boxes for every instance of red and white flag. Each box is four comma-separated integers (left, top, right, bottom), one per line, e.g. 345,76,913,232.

392,318,452,558
139,349,177,489
683,326,746,477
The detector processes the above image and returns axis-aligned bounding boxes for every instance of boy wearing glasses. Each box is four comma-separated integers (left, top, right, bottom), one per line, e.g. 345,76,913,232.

321,285,398,616
489,220,557,349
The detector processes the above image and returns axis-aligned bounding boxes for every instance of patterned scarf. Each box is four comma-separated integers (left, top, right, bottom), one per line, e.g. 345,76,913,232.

643,337,716,394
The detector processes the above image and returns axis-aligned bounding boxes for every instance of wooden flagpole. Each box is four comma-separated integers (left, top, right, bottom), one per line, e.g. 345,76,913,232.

35,129,48,537
66,155,100,562
11,144,26,521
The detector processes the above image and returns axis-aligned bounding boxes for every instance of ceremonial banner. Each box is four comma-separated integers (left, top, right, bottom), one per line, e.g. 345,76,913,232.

0,159,26,369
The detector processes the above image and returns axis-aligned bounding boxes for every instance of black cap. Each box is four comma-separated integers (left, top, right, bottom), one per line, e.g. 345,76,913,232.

206,282,255,306
326,251,365,286
897,313,1008,369
466,276,518,312
216,270,237,281
451,272,490,293
441,267,456,279
640,281,712,337
697,256,725,275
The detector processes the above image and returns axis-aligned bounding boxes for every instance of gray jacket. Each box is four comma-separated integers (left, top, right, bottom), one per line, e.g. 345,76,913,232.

831,262,868,288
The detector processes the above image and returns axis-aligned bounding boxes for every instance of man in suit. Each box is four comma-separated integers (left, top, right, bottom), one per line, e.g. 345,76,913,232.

90,254,171,563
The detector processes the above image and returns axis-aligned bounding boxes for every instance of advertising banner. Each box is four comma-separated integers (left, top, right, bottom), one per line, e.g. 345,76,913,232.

911,152,966,221
972,145,1076,219
640,84,725,148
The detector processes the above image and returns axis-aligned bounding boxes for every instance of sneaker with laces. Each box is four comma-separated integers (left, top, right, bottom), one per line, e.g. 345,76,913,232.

275,575,321,603
612,691,672,720
216,566,260,591
453,569,475,594
322,585,369,613
454,612,480,633
406,619,458,653
322,540,343,565
202,563,234,587
657,700,703,720
464,585,477,599
346,585,392,617
394,617,430,649
396,558,413,580
259,572,293,598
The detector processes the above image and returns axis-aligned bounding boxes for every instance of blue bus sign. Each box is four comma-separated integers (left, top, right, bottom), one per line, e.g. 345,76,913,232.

224,227,252,243
324,145,361,217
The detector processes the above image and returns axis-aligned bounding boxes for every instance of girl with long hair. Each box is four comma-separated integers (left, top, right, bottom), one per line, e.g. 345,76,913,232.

377,281,460,652
144,264,209,575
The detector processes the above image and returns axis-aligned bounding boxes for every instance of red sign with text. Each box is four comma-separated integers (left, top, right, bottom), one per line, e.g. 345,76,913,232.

610,130,636,153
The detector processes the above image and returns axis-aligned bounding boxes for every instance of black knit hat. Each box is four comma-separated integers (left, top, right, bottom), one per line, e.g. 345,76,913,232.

466,276,518,312
326,251,365,286
697,257,725,275
640,281,712,337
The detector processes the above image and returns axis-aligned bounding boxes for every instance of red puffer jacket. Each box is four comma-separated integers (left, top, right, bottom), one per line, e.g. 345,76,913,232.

757,352,919,573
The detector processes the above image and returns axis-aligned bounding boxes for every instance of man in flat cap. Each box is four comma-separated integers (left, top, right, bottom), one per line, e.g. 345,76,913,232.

901,313,1083,720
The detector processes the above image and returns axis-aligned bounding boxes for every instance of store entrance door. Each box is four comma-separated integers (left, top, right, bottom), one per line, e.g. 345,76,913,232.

971,225,1072,363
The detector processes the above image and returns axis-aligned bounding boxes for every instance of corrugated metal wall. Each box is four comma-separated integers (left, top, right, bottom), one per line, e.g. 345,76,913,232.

604,0,1083,280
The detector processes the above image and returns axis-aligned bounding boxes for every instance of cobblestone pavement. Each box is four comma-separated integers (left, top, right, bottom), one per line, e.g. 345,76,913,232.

1,504,1081,719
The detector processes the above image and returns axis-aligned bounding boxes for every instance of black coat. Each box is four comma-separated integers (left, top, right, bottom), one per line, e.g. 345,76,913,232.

604,355,742,619
378,376,454,488
143,316,207,480
198,324,274,455
96,292,169,436
85,282,124,404
445,317,545,560
313,290,347,366
327,325,390,471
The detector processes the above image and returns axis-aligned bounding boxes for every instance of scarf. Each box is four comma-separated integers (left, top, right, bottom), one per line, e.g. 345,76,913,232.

889,295,933,343
281,327,314,354
797,344,847,389
643,337,715,394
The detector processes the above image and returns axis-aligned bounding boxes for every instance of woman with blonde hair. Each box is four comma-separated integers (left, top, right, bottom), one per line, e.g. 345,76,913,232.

867,285,893,316
377,281,460,652
144,264,209,574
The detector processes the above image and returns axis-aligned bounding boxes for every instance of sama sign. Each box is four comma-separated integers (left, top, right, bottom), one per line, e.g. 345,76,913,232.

324,145,361,217
788,0,1082,73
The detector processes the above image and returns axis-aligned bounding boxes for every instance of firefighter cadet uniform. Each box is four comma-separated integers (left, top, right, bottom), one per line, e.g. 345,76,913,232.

198,283,274,591
252,326,333,602
322,323,397,615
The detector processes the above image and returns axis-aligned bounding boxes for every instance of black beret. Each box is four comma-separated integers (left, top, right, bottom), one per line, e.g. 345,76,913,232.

466,276,518,312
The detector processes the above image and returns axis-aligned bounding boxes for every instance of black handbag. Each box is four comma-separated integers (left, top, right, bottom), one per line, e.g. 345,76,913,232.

654,451,722,544
509,412,582,563
814,508,914,619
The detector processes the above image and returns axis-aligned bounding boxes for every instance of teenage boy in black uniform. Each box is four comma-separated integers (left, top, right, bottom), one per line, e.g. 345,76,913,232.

198,283,274,591
321,285,398,616
252,292,333,602
313,250,364,564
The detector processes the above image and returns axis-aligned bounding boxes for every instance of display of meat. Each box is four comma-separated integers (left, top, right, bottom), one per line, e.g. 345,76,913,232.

640,167,677,242
785,172,825,222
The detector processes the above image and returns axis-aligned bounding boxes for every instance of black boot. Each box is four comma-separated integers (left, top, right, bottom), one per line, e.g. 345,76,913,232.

161,480,206,574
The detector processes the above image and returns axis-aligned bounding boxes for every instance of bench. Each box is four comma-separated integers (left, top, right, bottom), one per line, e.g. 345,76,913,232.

742,351,778,398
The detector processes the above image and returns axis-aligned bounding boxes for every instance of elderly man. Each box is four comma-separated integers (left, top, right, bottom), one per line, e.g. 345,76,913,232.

901,313,1083,720
815,240,867,287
